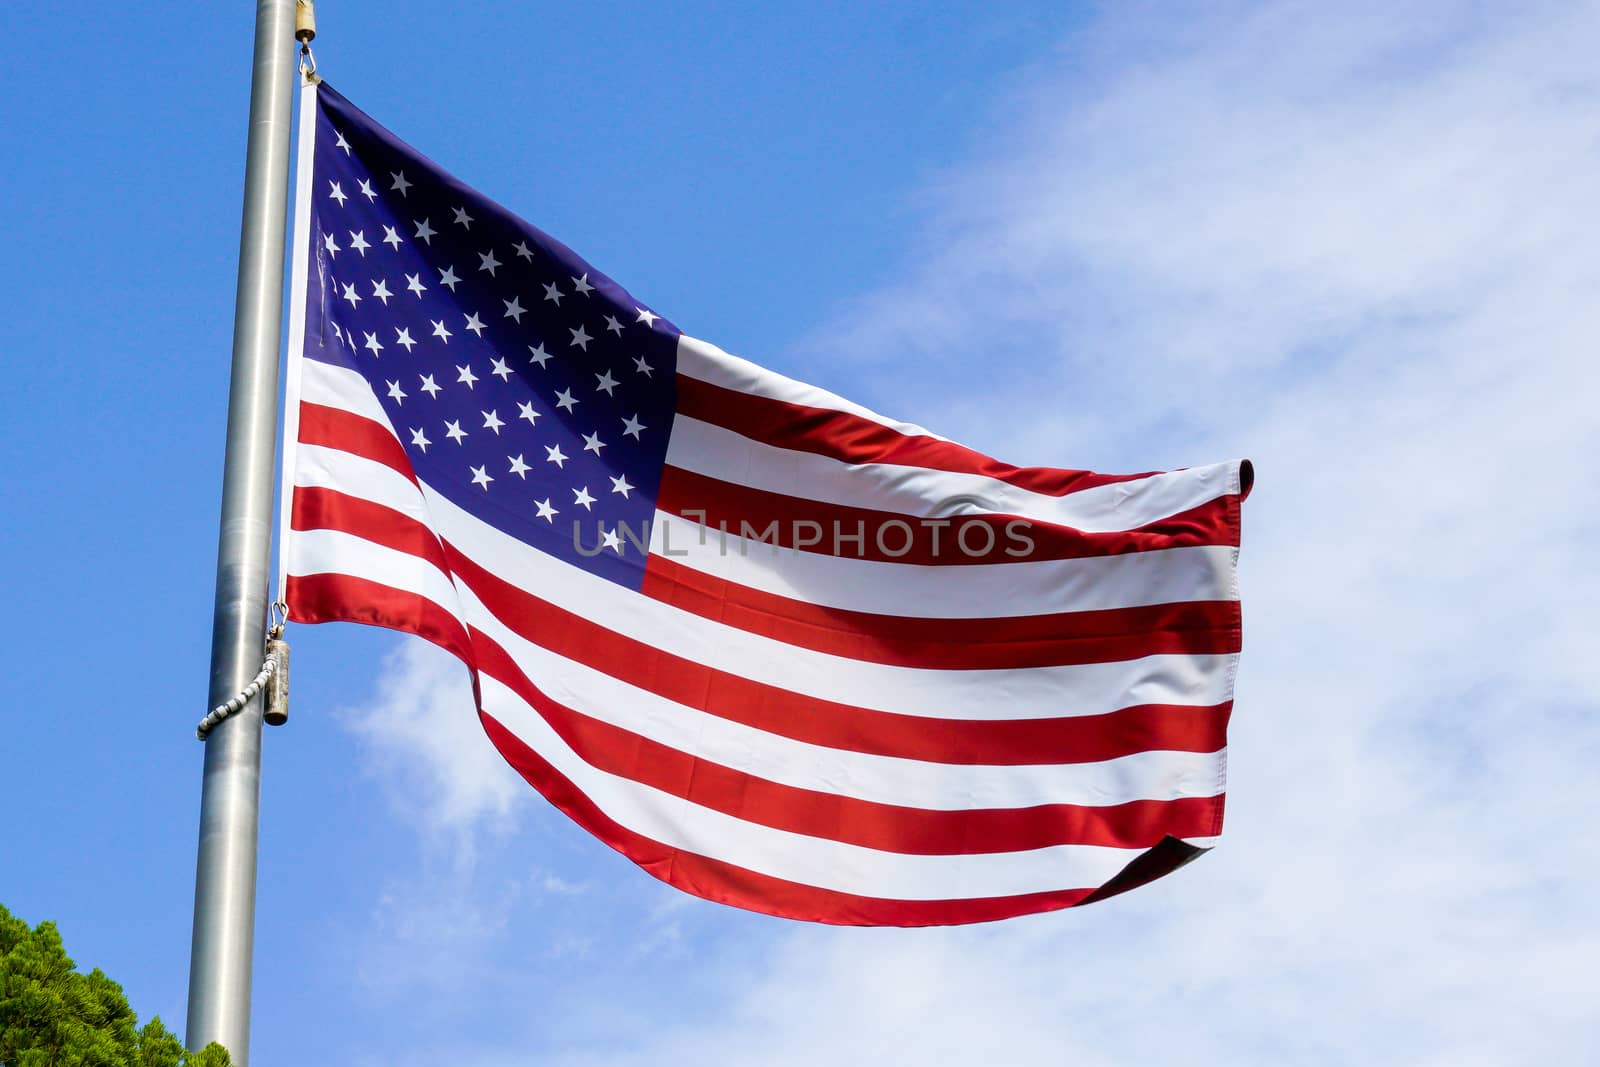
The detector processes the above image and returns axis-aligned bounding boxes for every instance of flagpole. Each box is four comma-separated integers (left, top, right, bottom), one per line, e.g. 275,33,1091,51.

186,1,299,1062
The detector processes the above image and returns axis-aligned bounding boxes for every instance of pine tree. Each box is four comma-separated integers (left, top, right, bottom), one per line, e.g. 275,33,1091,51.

0,904,229,1067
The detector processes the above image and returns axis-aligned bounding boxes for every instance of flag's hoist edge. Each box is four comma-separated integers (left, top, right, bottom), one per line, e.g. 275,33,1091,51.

279,79,1253,926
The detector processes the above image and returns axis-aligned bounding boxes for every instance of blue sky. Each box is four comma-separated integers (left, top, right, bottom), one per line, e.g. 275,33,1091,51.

5,1,1599,1064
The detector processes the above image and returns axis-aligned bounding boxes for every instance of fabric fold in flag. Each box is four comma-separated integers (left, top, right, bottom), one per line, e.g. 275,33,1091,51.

279,80,1253,926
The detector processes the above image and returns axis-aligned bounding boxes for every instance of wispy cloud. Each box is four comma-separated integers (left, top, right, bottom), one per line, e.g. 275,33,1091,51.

341,638,526,838
340,2,1600,1062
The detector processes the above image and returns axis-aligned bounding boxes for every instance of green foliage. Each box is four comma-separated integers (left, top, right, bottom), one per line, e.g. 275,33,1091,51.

0,904,230,1067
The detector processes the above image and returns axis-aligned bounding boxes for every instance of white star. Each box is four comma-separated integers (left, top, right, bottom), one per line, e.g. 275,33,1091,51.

600,527,623,553
545,443,568,468
572,486,596,510
635,307,658,327
395,327,416,352
438,266,461,291
502,296,526,322
513,240,534,260
413,218,436,244
334,131,351,155
444,419,468,445
390,171,412,196
508,454,530,478
554,388,579,412
478,250,501,276
431,318,452,343
463,312,487,337
323,232,340,257
481,409,504,434
490,357,513,381
569,325,592,350
340,282,361,306
621,414,645,439
363,331,383,356
409,426,431,452
594,370,619,395
328,180,348,206
452,206,474,228
470,465,494,490
405,273,427,298
604,315,623,335
517,401,541,424
542,282,563,305
358,178,377,202
582,431,606,456
610,474,635,498
571,272,594,296
419,374,441,398
371,279,393,304
348,230,370,256
381,225,403,251
527,343,552,367
534,498,559,522
386,379,407,404
456,364,478,389
632,355,652,377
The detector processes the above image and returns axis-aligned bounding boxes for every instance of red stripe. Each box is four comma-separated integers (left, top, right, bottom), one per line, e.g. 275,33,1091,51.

472,631,1222,853
643,551,1241,670
285,572,472,665
291,486,449,572
657,466,1242,565
298,403,416,483
478,710,1151,925
676,372,1153,497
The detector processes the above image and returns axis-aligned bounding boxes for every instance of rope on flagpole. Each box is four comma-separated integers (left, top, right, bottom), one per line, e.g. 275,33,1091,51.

196,657,276,740
196,607,291,740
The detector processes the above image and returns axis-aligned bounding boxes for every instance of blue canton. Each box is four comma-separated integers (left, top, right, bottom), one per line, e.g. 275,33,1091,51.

303,84,680,590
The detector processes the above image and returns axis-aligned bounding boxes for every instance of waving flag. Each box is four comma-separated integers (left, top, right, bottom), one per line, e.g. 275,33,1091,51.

280,81,1252,925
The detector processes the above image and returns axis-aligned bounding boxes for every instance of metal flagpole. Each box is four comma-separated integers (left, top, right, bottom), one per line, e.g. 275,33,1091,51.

186,1,301,1062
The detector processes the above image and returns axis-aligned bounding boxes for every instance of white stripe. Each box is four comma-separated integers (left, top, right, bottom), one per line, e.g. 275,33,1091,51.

288,527,463,622
455,579,1225,811
667,414,1239,535
478,673,1143,900
677,333,950,441
649,511,1239,617
300,355,396,429
290,459,1235,720
294,444,428,525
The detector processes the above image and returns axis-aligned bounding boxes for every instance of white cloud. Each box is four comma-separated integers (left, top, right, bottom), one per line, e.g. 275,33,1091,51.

340,2,1600,1062
341,637,526,837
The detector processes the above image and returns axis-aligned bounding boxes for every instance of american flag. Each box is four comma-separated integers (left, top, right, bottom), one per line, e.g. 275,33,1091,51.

281,82,1252,925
